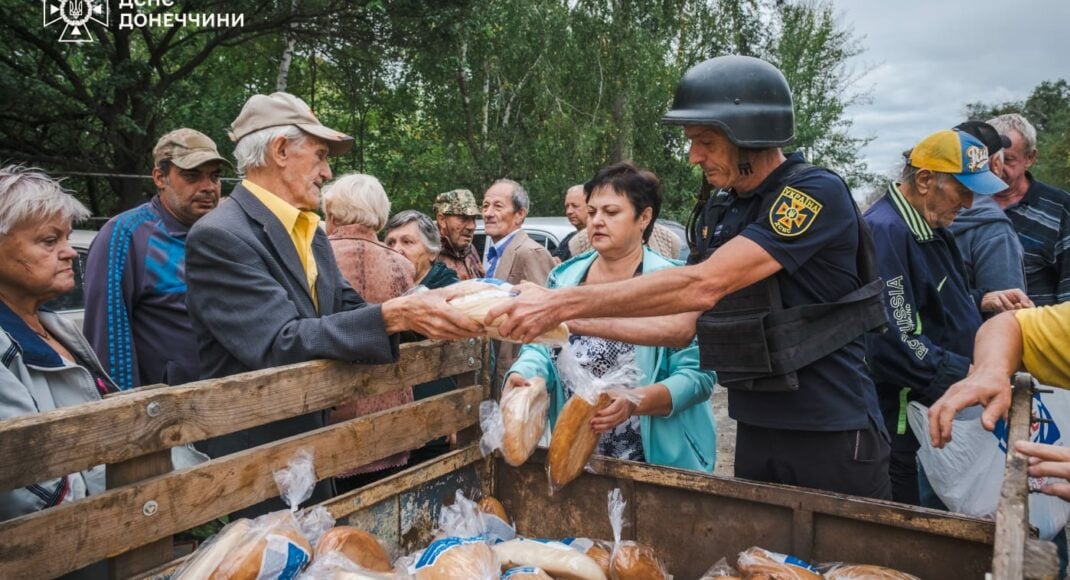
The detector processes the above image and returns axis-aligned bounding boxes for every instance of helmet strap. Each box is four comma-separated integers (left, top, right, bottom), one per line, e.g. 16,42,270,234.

737,149,753,176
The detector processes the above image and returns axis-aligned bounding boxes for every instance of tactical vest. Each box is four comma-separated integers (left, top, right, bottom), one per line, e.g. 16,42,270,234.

689,162,887,391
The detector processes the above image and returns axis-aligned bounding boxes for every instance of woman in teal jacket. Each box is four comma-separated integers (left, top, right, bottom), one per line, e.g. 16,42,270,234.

504,162,717,473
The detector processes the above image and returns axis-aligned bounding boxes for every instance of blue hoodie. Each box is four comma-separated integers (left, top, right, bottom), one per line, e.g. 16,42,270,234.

948,195,1026,293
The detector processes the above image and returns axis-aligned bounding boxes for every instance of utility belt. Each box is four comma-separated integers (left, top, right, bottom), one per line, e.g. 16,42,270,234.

688,161,887,391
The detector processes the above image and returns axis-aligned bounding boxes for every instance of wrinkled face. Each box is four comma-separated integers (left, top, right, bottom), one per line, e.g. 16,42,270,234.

437,214,476,251
279,135,332,210
154,161,223,226
385,221,433,273
586,186,650,256
564,187,588,229
685,125,741,190
920,172,974,229
0,214,78,303
998,129,1036,189
481,183,524,241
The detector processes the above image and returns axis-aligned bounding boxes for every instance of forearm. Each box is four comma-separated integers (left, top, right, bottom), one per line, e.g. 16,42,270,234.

568,313,698,348
634,384,673,417
971,311,1024,381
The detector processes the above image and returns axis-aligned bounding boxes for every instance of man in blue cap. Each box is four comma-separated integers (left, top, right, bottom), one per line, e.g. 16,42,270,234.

863,128,1032,505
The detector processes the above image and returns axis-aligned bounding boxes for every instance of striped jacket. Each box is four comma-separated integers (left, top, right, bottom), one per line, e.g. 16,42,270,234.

83,196,199,390
1005,173,1070,306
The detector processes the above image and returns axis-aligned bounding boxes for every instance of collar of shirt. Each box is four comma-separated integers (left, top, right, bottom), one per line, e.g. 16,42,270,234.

150,195,193,237
485,229,520,276
243,179,321,309
886,181,935,242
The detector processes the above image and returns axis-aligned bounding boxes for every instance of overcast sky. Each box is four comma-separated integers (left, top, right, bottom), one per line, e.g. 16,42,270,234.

833,0,1070,178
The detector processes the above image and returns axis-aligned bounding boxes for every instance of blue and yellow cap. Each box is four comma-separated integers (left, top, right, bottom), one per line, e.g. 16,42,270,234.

908,129,1008,195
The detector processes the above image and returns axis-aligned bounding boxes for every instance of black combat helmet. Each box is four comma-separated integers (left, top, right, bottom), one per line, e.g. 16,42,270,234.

662,55,795,148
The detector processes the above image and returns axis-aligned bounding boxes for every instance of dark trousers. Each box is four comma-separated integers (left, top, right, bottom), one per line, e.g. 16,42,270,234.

735,419,892,500
889,448,920,505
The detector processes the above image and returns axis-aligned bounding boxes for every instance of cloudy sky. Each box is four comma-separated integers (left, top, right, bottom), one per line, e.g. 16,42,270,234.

833,0,1070,178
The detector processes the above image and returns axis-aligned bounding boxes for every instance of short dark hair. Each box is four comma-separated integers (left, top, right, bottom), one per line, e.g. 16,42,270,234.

583,162,661,242
157,158,173,175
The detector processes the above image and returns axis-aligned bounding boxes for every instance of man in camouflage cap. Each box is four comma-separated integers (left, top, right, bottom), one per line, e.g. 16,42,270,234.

83,128,231,390
434,188,484,280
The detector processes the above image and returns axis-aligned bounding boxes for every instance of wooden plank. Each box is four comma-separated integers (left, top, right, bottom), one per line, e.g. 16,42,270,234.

573,453,995,544
106,450,173,579
0,386,483,580
0,339,481,491
992,373,1036,580
791,507,814,561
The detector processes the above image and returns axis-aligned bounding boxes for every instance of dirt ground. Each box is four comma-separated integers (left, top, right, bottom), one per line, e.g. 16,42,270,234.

712,386,735,477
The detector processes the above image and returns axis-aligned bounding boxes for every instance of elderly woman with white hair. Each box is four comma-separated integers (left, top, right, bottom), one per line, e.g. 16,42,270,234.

384,210,460,289
321,173,417,490
0,166,118,523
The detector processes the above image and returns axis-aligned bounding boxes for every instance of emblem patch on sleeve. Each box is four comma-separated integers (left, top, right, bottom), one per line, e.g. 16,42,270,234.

769,186,823,237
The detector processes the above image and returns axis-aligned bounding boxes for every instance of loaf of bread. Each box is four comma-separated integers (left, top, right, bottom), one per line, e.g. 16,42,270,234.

173,519,255,579
501,379,550,466
502,566,554,579
548,393,612,489
410,537,498,580
823,564,920,579
736,547,822,580
494,538,607,580
478,495,509,522
208,512,313,580
586,541,612,575
610,542,668,580
315,527,393,572
447,280,569,345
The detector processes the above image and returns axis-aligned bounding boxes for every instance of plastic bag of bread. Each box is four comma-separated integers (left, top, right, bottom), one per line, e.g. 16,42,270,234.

697,557,740,579
502,566,553,579
480,377,550,466
300,552,404,579
736,547,822,580
437,490,516,545
493,537,607,580
821,563,920,579
606,489,669,580
447,278,568,345
548,349,642,492
314,527,394,573
404,536,499,579
563,538,612,576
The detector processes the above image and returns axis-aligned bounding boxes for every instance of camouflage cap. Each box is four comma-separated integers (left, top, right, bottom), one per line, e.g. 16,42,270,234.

153,128,232,170
433,188,481,217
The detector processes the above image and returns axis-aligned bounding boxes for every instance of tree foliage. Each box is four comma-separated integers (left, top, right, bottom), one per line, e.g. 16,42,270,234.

1,0,871,220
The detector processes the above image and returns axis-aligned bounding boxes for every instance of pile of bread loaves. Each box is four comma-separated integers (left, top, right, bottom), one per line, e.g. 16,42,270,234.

699,546,921,579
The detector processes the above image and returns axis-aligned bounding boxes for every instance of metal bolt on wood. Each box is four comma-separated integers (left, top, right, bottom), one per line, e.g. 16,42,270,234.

146,402,161,417
142,500,158,517
467,357,476,367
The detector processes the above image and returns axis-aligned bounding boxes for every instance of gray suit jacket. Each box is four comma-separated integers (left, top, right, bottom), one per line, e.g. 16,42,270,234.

491,230,555,386
186,184,399,510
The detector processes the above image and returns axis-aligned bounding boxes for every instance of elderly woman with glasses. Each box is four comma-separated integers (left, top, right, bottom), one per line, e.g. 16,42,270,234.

0,166,118,523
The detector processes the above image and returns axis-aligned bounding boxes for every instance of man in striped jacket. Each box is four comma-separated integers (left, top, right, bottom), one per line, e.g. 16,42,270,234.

83,128,230,389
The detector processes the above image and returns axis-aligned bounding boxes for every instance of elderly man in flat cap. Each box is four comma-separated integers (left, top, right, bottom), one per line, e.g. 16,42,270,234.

433,188,484,281
84,128,230,391
185,92,480,515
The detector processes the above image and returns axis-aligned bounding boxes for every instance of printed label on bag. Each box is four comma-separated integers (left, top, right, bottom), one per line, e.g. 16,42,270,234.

257,534,310,579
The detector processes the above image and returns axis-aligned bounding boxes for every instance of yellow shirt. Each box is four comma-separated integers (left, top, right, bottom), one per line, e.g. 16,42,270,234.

243,179,320,311
1016,302,1070,388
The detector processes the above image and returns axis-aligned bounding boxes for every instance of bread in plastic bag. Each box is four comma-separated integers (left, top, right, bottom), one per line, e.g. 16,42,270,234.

477,495,509,522
606,489,669,580
562,538,612,575
299,551,405,580
736,547,821,580
502,566,553,579
314,527,394,572
480,377,550,466
447,278,568,345
697,557,740,579
492,537,607,580
821,563,920,579
405,536,499,580
436,489,516,545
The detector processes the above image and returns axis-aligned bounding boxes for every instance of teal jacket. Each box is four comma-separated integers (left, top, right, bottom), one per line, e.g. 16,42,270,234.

507,247,717,473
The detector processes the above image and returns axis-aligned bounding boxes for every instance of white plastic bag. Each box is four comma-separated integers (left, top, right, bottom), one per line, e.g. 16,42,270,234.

480,378,550,466
448,278,568,345
436,489,516,545
908,387,1070,540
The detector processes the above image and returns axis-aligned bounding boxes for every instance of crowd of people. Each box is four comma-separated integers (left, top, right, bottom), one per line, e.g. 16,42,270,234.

1,54,1069,555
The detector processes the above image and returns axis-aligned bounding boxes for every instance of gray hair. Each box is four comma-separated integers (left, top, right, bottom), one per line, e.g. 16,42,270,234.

384,209,441,257
322,173,391,231
232,125,306,174
493,178,530,213
988,113,1037,153
0,165,90,236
